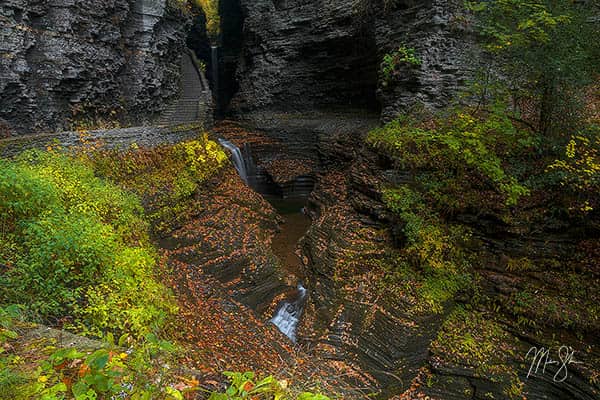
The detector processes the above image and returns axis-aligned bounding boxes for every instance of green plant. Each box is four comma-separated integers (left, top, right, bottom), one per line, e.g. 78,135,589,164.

0,305,20,345
208,372,331,400
195,0,220,41
431,307,522,395
547,125,600,212
13,334,183,399
368,107,532,209
380,186,472,313
85,134,227,233
467,0,600,135
381,45,421,85
0,150,176,339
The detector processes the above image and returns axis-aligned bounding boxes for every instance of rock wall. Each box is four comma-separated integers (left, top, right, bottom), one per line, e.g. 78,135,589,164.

373,0,475,120
229,0,474,120
0,123,204,157
0,0,190,135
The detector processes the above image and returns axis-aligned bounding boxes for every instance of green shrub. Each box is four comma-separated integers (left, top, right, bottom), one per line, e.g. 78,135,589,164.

381,45,421,86
368,108,533,210
0,320,185,400
86,134,227,233
547,125,600,212
381,187,472,313
368,108,537,312
0,150,175,338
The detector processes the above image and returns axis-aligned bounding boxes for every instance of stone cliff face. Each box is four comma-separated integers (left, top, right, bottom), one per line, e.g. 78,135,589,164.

0,0,190,135
227,0,473,120
0,0,473,133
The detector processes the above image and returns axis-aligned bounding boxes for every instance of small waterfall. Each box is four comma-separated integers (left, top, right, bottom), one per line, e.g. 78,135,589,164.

218,138,249,183
271,284,307,343
211,46,219,108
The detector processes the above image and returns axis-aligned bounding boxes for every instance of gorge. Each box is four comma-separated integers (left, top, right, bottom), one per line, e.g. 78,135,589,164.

0,1,599,400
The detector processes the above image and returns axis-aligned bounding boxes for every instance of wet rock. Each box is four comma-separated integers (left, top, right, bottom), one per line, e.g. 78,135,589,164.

159,165,371,398
229,0,475,119
299,166,447,395
0,0,190,135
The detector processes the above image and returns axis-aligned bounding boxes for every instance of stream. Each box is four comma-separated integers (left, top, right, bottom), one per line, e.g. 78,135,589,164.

220,139,312,342
266,196,311,342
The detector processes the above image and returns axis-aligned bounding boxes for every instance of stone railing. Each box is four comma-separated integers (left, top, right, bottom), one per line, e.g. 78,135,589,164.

0,123,203,158
186,48,211,94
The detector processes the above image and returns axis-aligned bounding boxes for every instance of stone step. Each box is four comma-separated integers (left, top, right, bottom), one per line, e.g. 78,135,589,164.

159,51,212,126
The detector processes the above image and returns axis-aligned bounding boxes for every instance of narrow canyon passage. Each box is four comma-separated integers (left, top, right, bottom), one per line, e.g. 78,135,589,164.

267,197,311,342
199,117,407,396
213,123,315,343
156,120,382,397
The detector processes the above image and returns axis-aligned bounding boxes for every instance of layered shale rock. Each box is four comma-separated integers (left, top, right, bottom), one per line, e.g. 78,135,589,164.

299,127,600,399
0,0,190,135
227,0,473,120
159,165,376,397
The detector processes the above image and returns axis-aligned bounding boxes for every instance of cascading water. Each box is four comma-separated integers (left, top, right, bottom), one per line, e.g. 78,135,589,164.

270,284,307,343
218,138,249,183
217,137,311,343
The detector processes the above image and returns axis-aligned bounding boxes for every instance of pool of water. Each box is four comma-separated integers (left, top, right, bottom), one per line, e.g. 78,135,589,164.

265,196,311,282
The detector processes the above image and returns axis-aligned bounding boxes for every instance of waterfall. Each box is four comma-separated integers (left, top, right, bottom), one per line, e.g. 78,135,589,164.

218,138,248,183
270,284,307,343
211,46,219,108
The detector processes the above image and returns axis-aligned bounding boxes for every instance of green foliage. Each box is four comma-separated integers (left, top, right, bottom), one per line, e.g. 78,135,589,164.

367,108,540,311
548,125,600,212
381,187,472,313
0,150,176,339
209,371,331,400
86,134,227,234
468,0,600,134
368,108,532,210
431,307,523,398
195,0,220,41
45,334,182,400
0,321,184,400
381,45,421,86
0,305,20,345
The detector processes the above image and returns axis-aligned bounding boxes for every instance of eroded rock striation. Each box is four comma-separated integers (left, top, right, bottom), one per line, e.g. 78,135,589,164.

228,0,473,120
0,0,190,135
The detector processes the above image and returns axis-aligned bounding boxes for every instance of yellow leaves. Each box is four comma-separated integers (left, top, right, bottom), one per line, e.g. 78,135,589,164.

548,131,600,212
566,139,576,158
174,136,228,179
580,201,593,213
195,0,220,39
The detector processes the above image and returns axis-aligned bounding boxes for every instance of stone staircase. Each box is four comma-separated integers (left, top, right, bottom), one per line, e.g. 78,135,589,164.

160,50,213,126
